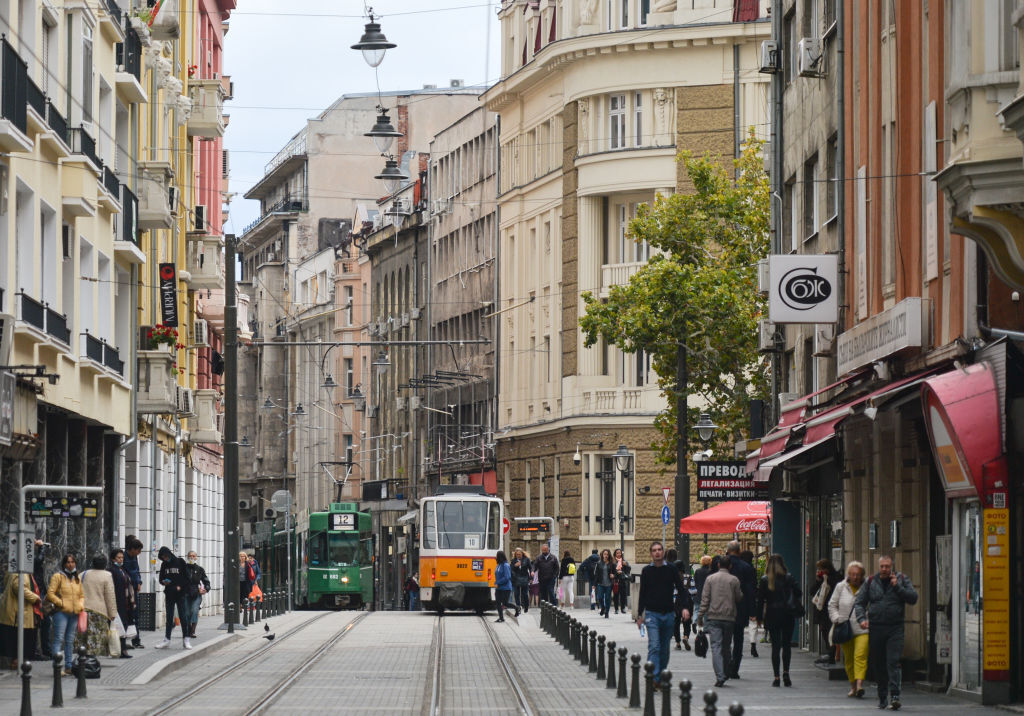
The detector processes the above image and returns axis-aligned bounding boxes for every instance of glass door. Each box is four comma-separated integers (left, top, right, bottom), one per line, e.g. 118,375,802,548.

953,500,983,692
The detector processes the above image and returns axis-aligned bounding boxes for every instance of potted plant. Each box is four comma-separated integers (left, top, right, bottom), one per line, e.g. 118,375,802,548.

148,324,179,352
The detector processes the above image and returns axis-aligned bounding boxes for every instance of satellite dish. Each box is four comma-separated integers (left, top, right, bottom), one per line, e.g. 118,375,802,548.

271,490,291,513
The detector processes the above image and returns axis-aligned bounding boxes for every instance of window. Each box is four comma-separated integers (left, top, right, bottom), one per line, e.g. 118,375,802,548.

609,94,626,149
344,285,353,325
344,358,354,394
803,153,818,240
825,135,838,220
82,22,93,123
640,0,650,25
634,92,643,146
803,337,814,394
784,174,797,251
620,0,628,28
882,122,895,288
544,335,551,382
599,457,616,533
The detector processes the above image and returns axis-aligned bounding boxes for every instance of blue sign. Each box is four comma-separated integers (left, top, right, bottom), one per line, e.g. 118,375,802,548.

661,506,671,525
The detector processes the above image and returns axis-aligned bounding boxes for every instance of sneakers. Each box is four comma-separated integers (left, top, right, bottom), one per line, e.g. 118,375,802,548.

132,640,145,649
750,643,758,657
889,698,901,710
682,637,691,651
154,638,171,649
183,638,192,650
674,642,682,650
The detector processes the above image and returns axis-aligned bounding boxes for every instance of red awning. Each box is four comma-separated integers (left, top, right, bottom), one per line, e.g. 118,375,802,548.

678,501,771,534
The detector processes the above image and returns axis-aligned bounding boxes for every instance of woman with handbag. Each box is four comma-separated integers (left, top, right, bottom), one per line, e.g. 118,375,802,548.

756,553,801,688
611,548,632,615
108,548,135,659
79,555,118,657
47,553,85,675
827,561,869,698
811,558,840,664
0,571,42,668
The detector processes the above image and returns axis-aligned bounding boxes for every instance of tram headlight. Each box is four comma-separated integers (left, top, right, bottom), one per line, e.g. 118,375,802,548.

341,576,349,583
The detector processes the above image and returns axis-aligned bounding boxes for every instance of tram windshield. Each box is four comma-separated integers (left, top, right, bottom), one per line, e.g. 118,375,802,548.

308,532,364,566
424,500,501,550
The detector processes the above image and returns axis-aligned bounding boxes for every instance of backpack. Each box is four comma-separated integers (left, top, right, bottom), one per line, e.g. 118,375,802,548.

567,563,576,576
73,653,102,679
785,575,805,618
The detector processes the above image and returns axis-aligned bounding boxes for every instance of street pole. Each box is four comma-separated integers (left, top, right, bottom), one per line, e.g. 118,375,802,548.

221,235,240,632
675,343,689,562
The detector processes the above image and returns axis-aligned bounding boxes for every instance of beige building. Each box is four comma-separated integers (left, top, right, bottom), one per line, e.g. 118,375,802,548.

485,0,770,562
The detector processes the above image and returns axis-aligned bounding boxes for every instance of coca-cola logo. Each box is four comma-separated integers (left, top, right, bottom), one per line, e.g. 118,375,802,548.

735,519,769,532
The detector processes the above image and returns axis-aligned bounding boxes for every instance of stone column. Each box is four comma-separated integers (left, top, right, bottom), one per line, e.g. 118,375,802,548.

578,195,603,376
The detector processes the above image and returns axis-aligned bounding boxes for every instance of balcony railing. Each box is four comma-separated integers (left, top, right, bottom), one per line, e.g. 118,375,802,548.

600,261,645,293
46,100,68,145
45,307,71,344
25,76,45,119
69,127,101,168
1,38,28,136
120,185,138,243
242,195,308,236
103,165,120,198
17,292,45,331
116,17,142,80
102,0,122,25
84,333,104,363
103,343,124,375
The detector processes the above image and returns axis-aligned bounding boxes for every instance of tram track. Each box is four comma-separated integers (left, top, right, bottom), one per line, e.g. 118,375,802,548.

480,616,536,716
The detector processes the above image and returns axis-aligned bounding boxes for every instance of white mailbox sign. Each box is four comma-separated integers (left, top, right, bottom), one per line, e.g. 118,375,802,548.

768,255,839,324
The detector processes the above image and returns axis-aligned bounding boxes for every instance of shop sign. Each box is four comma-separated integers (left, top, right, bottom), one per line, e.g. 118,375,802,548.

836,297,928,375
982,508,1010,681
158,263,179,327
697,461,769,500
768,255,839,324
0,372,13,447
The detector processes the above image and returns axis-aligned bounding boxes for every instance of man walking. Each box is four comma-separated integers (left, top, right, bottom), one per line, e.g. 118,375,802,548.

580,549,599,610
726,541,756,678
697,555,742,687
154,547,192,650
124,537,145,649
854,555,918,710
533,543,560,604
635,541,691,687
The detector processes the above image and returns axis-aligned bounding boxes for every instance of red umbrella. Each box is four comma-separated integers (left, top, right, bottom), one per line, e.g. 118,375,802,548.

678,501,771,534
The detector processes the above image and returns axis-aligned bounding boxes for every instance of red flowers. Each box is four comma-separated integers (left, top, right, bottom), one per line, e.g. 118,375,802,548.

150,324,178,347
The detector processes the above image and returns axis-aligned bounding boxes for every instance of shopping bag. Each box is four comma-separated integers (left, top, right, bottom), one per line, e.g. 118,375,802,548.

77,610,88,633
590,587,596,606
112,614,125,637
125,624,138,639
557,586,563,601
250,583,264,602
108,628,121,657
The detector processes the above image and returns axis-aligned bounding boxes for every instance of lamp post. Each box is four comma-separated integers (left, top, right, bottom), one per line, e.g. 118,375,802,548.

613,445,632,557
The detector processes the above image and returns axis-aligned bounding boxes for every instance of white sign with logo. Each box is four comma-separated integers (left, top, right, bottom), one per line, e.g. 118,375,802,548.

836,297,928,375
768,255,839,324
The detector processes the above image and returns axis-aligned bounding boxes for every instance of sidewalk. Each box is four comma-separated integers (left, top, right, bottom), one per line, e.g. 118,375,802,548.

533,604,999,713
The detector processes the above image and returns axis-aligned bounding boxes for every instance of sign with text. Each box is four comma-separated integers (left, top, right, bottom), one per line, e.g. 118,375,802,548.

768,255,839,324
330,513,356,531
25,495,99,518
516,520,550,533
0,371,13,447
836,297,928,376
158,263,179,327
7,526,33,573
697,461,770,501
982,508,1010,681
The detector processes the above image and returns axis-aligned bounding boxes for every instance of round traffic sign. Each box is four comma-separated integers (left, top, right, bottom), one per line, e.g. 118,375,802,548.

502,517,510,534
661,506,671,525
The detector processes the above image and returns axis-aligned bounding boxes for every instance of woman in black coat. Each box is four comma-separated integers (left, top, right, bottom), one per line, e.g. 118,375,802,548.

108,548,135,659
756,554,801,687
509,548,532,615
810,558,840,663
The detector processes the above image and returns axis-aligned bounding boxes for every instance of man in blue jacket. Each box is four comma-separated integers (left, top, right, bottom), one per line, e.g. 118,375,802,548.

854,555,918,711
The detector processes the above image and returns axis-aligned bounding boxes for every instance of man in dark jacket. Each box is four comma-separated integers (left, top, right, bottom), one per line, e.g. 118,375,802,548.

636,541,692,687
580,549,600,609
726,541,756,679
854,555,918,711
185,550,212,639
155,547,192,650
124,537,145,648
533,543,560,604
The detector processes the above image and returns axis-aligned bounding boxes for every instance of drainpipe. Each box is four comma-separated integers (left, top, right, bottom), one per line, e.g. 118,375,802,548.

173,415,182,555
836,0,846,339
770,0,784,427
112,263,139,547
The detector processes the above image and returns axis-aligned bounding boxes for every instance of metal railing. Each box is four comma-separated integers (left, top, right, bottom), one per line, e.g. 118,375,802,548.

103,165,120,198
117,17,143,79
242,195,308,236
103,343,124,375
1,38,28,135
25,76,45,118
102,0,122,24
45,307,70,344
46,99,68,145
18,292,45,331
83,333,104,363
69,127,101,168
120,185,138,244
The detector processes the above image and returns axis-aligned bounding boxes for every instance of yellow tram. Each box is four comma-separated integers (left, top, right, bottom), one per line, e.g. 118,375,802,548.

419,486,503,614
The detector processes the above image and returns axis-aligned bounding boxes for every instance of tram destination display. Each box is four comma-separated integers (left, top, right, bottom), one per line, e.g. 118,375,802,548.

697,461,769,501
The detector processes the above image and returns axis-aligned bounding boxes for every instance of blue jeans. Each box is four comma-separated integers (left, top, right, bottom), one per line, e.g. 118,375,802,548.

51,611,77,669
644,610,675,681
164,592,190,639
187,595,202,626
595,585,612,614
408,592,418,611
705,619,733,682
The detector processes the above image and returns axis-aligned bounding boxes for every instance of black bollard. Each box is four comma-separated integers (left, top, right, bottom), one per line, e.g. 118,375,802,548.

728,703,743,716
572,620,581,659
272,590,278,616
616,646,628,698
52,654,64,708
557,611,565,647
679,679,693,716
579,624,588,666
703,689,718,715
629,653,642,708
541,602,547,632
659,670,672,716
19,661,31,716
567,618,575,655
606,640,617,689
589,630,597,672
597,635,606,680
643,661,656,716
242,598,249,627
75,647,87,699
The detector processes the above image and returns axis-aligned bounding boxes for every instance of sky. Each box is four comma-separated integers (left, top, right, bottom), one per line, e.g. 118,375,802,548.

222,1,502,233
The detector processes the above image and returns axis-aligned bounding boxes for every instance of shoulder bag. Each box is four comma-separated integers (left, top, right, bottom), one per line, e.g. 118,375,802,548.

785,576,805,618
830,586,857,645
694,630,709,658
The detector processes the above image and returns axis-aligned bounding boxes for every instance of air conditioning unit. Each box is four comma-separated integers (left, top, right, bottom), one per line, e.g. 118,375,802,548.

758,319,777,353
798,37,824,77
264,508,275,518
191,204,207,233
778,392,800,410
193,319,209,347
0,313,14,365
176,386,196,417
757,258,770,295
759,40,780,74
401,312,410,327
410,396,422,410
168,185,180,213
238,499,250,510
409,307,421,320
395,396,406,410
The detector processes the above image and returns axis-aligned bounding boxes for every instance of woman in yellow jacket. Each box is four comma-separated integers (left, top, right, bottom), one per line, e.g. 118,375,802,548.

0,572,41,668
47,553,85,675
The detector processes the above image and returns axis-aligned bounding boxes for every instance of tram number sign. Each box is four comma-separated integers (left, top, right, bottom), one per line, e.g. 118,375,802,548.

331,513,356,531
517,520,549,533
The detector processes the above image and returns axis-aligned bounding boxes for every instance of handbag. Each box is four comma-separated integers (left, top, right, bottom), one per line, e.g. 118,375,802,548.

785,577,805,618
77,610,89,633
72,654,102,679
811,581,831,612
108,627,121,657
831,592,857,645
694,630,709,658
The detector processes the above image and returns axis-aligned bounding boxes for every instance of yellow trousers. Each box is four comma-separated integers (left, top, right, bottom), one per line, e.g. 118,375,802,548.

842,633,870,682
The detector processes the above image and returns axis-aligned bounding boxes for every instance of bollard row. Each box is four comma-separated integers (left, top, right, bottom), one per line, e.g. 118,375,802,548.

536,605,745,716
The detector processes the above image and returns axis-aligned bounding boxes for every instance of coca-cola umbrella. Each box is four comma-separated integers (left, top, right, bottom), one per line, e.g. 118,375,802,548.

678,501,771,534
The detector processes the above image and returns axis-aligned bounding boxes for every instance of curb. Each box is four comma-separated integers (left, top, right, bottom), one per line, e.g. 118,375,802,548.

129,632,241,685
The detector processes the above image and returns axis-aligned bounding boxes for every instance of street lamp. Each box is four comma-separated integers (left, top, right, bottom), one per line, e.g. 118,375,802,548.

612,444,633,555
349,385,366,412
375,158,409,195
351,11,397,69
365,111,403,155
292,403,306,417
372,350,391,374
695,413,718,443
262,398,275,410
321,373,338,389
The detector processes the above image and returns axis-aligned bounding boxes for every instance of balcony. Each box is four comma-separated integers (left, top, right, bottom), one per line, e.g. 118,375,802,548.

190,389,222,443
599,261,644,298
115,185,146,264
15,292,46,334
0,38,32,153
115,21,147,104
98,165,122,211
137,349,177,414
45,307,71,345
149,0,180,41
25,76,47,134
137,160,175,229
80,332,124,378
40,99,70,157
98,0,125,41
242,195,308,237
187,79,225,138
62,138,99,218
67,127,102,173
186,236,225,290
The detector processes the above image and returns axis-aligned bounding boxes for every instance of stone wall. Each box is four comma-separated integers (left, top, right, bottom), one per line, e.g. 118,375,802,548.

561,101,579,378
675,84,735,191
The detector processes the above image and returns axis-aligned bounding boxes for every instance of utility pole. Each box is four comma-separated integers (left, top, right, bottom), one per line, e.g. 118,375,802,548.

221,235,240,632
675,343,689,562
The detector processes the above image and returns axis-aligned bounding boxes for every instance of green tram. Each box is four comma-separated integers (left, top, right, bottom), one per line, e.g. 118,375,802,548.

253,502,373,610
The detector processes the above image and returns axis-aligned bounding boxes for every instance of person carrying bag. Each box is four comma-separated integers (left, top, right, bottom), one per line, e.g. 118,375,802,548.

828,561,870,699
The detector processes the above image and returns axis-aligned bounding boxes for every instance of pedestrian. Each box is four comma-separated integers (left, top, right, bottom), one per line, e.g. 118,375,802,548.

667,549,693,651
239,550,256,602
185,551,211,639
636,541,691,689
853,555,918,711
494,551,513,622
559,551,576,608
828,560,869,699
123,537,145,649
529,567,540,607
611,547,632,614
155,547,192,650
725,541,756,679
811,557,841,664
33,539,51,658
79,555,118,657
533,543,560,604
403,573,420,611
593,549,614,617
756,553,801,688
510,548,531,615
692,554,713,626
739,550,761,657
0,571,41,668
579,549,599,610
697,554,742,687
107,548,134,659
46,553,84,675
